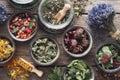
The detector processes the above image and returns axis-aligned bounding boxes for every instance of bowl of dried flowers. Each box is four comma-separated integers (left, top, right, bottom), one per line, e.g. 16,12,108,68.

8,11,37,42
8,0,39,9
96,42,120,73
38,0,74,34
62,26,93,57
0,35,15,65
63,60,95,80
30,35,60,66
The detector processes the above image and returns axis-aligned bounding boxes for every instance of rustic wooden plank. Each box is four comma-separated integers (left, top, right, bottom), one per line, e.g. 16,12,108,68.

1,0,120,14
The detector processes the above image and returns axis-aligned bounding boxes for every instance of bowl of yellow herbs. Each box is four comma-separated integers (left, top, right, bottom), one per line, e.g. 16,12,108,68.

0,35,15,65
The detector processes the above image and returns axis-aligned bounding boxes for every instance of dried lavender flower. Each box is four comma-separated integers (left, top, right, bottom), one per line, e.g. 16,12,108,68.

87,3,115,29
0,4,8,23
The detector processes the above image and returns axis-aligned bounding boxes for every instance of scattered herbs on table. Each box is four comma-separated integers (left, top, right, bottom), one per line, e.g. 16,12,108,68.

71,0,88,16
64,60,92,80
48,67,63,80
97,44,120,69
5,57,30,80
64,27,89,54
42,0,70,24
0,4,8,23
87,3,120,43
0,39,14,61
32,37,58,63
9,12,37,39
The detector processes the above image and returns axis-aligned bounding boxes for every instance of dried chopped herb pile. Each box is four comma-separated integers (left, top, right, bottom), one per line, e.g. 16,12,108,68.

32,37,58,63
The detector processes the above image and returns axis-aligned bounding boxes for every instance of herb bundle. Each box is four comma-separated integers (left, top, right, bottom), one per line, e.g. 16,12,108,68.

87,3,120,43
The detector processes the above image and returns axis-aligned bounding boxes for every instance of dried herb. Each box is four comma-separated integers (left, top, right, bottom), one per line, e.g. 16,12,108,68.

0,39,14,61
97,44,120,69
47,67,63,80
9,12,37,39
71,0,88,16
64,27,89,54
64,60,92,80
42,0,70,24
5,57,29,80
32,37,58,63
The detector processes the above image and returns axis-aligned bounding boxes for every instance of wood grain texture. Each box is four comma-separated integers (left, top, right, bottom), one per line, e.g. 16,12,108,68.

0,0,120,80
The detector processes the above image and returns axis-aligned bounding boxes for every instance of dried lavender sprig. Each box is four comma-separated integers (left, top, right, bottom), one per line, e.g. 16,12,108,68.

87,3,120,43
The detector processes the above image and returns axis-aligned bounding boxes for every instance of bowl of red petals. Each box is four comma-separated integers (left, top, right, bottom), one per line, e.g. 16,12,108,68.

62,26,93,57
8,11,37,41
96,43,120,73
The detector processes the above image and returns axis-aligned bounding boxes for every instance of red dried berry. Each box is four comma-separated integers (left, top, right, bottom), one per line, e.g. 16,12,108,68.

9,25,14,29
25,27,31,33
102,54,110,64
113,59,120,68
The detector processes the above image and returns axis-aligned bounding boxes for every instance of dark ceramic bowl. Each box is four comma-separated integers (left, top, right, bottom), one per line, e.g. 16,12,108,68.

38,0,74,34
0,35,15,65
63,60,95,80
30,35,60,66
62,25,93,57
7,11,38,42
95,42,120,73
8,0,39,9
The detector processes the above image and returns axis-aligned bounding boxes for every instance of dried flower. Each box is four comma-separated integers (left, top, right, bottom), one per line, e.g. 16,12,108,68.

0,4,8,23
87,3,120,43
87,3,115,29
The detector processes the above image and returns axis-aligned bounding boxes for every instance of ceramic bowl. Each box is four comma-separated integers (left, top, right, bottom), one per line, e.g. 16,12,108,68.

96,42,120,73
38,0,74,34
0,35,15,65
63,60,95,80
62,25,93,57
7,11,38,42
8,0,39,9
30,35,60,66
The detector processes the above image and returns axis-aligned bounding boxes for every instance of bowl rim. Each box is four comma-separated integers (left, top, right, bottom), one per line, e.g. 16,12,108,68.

8,0,40,9
62,25,93,57
30,35,60,66
0,35,15,65
95,42,120,73
38,0,74,30
63,60,95,80
7,11,38,42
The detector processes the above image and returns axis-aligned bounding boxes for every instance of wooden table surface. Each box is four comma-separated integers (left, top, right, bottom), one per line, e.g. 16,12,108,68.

0,0,120,80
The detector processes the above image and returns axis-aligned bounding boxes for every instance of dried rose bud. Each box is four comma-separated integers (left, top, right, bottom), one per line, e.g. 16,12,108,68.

113,59,120,68
73,46,79,53
76,28,84,35
71,39,78,47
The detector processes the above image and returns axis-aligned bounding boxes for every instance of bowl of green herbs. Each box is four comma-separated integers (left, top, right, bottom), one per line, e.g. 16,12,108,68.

30,35,60,66
96,43,120,73
63,60,94,80
38,0,74,34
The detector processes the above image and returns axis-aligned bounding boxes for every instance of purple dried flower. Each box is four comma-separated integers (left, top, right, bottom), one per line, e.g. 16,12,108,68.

87,3,115,29
0,4,8,23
